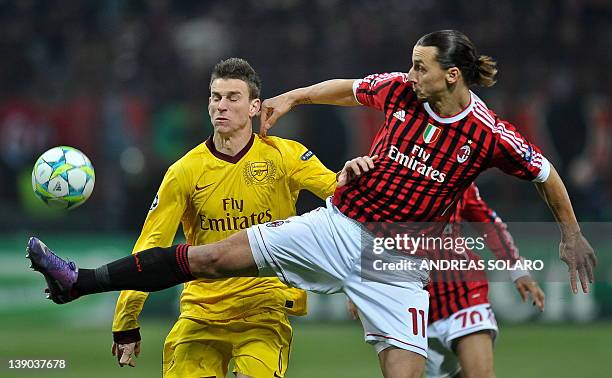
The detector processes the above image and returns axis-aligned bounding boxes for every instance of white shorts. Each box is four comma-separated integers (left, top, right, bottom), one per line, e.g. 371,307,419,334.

247,198,430,357
426,303,498,378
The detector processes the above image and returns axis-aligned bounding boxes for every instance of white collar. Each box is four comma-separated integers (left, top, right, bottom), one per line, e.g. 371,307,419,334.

423,91,475,124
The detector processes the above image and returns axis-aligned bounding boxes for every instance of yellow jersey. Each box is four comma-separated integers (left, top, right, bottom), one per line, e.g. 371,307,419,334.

113,134,336,332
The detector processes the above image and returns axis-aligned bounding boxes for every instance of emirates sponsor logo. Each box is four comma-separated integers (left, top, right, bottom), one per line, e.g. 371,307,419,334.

388,145,446,183
200,198,272,231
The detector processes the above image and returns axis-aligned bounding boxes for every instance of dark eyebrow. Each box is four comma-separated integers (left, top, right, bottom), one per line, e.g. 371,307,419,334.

211,91,242,97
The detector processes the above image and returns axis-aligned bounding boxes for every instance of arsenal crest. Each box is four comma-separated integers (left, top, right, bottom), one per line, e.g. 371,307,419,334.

244,160,276,185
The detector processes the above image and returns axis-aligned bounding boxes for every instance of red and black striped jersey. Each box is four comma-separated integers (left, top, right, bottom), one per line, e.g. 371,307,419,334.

428,183,521,322
332,72,550,224
449,183,519,263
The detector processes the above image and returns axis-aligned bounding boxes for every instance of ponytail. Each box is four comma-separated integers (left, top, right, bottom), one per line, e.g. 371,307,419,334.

475,55,497,87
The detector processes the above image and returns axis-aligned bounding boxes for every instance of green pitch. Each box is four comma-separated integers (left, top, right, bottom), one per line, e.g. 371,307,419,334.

1,320,611,377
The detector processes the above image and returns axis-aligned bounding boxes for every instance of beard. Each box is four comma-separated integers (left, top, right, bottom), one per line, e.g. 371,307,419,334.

414,90,427,102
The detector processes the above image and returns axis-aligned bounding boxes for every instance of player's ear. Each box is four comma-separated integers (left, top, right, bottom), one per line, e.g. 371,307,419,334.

446,67,461,85
249,98,261,117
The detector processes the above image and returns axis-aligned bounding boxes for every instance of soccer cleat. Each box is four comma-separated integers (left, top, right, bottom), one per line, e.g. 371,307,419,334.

26,237,79,304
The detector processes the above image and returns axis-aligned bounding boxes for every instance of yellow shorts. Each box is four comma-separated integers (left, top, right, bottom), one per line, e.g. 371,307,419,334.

163,311,293,378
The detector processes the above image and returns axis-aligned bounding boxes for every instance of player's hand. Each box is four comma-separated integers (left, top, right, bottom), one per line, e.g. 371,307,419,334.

111,341,141,367
514,276,545,312
559,231,597,294
337,155,378,187
347,299,360,320
260,94,294,137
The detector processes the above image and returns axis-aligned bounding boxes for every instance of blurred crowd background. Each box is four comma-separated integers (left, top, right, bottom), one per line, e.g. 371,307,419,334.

0,0,610,232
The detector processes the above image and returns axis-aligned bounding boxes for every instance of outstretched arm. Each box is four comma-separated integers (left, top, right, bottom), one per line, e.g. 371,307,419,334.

534,164,597,294
260,79,358,136
489,119,597,295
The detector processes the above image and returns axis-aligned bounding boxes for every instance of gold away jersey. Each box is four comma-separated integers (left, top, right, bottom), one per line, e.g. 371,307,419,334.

113,134,336,331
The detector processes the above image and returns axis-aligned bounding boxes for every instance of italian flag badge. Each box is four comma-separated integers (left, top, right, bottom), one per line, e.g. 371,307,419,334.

422,123,441,144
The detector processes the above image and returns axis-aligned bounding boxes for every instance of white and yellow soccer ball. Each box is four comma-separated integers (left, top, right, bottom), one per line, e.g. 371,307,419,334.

32,146,95,209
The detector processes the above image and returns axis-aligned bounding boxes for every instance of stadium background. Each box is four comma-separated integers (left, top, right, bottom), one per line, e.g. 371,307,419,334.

0,1,610,377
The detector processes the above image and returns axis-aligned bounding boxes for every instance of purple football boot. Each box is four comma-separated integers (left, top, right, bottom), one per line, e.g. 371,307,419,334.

26,237,79,304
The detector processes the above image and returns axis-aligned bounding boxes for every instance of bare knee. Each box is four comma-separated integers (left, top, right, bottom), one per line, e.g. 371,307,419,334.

454,331,495,378
378,346,425,378
458,364,495,378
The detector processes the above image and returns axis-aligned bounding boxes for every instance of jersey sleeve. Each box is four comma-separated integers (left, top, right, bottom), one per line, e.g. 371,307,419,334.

352,72,411,111
460,184,529,281
489,119,550,182
284,141,337,199
112,164,189,333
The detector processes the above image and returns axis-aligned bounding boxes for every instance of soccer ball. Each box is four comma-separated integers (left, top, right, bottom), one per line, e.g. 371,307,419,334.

31,146,95,209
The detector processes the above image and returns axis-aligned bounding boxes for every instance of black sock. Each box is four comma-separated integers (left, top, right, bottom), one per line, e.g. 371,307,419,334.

73,244,194,296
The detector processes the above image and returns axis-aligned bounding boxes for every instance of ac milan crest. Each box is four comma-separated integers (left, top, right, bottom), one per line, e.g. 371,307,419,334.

456,145,471,163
